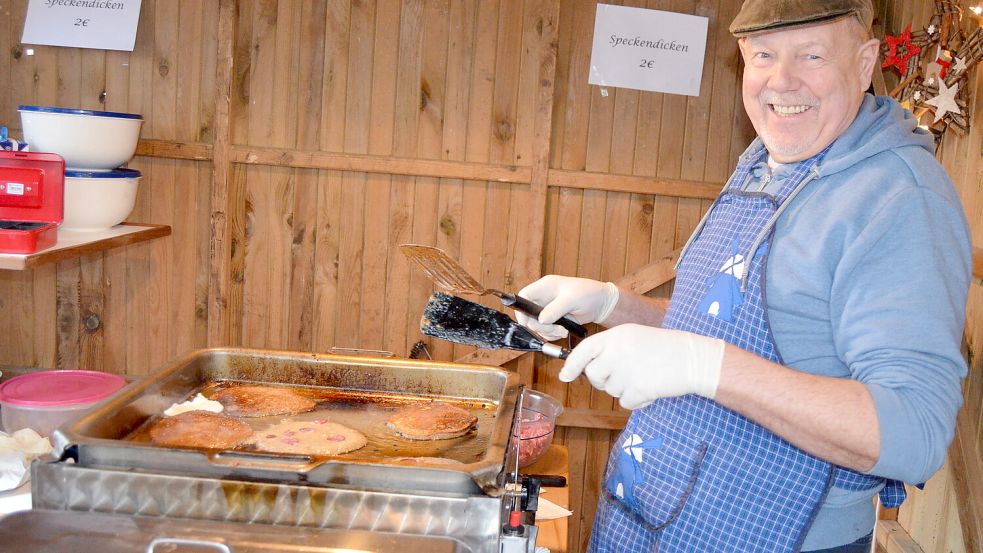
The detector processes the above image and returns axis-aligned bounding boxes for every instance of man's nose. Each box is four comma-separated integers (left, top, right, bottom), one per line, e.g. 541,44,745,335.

766,61,799,91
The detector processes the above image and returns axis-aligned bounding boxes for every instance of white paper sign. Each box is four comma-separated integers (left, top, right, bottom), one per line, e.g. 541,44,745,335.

589,4,709,96
21,0,142,52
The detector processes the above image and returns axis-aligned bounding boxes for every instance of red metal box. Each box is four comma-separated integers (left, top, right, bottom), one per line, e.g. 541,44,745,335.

0,151,64,254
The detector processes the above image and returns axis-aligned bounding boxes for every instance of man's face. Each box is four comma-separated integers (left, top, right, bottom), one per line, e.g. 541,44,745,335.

738,19,878,163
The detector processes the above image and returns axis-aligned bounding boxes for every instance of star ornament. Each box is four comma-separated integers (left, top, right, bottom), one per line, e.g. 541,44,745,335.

925,80,961,123
883,25,921,76
952,56,968,75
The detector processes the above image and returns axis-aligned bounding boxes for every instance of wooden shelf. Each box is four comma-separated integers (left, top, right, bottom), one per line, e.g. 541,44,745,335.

0,223,171,270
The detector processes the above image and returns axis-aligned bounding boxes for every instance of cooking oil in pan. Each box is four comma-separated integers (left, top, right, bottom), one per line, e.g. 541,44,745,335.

134,382,499,464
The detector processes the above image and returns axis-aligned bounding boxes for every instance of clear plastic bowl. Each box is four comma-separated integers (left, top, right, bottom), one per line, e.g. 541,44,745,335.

0,370,127,438
1,401,103,439
515,389,563,468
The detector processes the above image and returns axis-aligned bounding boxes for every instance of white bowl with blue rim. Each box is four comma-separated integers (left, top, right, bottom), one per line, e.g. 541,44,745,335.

18,105,143,171
62,169,141,232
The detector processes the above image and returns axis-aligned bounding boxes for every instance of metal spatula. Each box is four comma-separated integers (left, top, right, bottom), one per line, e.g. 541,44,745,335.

420,291,569,359
400,244,588,338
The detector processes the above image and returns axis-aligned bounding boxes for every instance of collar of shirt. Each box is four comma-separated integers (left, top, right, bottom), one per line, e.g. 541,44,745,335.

746,160,793,193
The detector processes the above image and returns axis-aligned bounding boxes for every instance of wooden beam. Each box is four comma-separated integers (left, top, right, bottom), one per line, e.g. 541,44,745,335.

135,138,213,161
129,138,732,201
876,520,926,553
548,168,722,200
519,0,559,290
870,22,889,97
557,407,629,430
454,347,529,368
511,1,561,392
206,0,237,346
618,247,682,294
973,246,983,280
230,146,532,184
948,402,983,553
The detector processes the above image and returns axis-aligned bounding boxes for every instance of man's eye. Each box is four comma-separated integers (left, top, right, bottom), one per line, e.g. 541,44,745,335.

805,54,823,61
753,52,771,60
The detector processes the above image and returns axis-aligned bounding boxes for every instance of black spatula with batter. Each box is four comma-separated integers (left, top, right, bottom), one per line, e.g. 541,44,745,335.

401,244,588,339
420,291,569,359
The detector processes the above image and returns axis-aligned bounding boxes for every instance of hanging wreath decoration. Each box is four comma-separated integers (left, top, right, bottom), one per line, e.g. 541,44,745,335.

881,0,982,141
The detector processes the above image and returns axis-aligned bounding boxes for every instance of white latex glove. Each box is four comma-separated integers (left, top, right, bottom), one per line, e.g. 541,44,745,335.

559,324,726,409
515,275,620,341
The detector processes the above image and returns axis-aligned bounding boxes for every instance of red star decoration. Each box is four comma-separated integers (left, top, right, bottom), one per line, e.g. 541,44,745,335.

934,56,953,79
882,25,921,77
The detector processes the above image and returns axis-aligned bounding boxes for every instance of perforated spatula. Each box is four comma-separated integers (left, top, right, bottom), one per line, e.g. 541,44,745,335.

400,244,588,338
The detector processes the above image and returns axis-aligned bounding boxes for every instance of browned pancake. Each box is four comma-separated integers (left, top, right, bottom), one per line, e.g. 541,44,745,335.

149,411,254,449
210,385,317,417
386,401,478,440
253,419,367,455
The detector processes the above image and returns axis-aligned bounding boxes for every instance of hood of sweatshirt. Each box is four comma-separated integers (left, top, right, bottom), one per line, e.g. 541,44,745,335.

819,94,934,177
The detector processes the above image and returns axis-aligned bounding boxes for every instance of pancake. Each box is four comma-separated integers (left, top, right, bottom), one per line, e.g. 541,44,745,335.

386,401,478,440
253,419,367,455
210,385,317,417
149,411,254,449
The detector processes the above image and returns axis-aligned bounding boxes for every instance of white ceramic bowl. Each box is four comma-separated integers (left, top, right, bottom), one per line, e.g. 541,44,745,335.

62,169,141,231
19,105,143,171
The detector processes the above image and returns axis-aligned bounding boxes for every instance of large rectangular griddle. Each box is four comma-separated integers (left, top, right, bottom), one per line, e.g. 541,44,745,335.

52,348,521,496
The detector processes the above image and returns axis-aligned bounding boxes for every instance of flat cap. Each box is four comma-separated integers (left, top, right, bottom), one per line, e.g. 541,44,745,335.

729,0,873,37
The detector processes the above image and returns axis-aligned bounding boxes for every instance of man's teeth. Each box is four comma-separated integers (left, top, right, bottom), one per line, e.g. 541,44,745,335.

771,104,811,115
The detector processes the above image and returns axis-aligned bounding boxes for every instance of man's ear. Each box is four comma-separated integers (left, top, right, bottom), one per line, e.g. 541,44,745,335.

857,38,881,92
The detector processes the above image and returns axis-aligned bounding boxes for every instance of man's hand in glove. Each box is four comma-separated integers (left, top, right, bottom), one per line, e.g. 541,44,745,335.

559,324,726,409
515,275,620,341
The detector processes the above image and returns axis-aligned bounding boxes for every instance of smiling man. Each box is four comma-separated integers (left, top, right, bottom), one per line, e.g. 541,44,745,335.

738,12,880,163
514,1,972,552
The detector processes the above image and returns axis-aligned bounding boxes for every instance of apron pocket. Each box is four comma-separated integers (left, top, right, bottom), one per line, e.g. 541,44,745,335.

603,420,708,532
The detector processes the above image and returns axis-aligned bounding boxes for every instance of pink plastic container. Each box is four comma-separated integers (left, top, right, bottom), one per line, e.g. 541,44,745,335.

0,370,127,438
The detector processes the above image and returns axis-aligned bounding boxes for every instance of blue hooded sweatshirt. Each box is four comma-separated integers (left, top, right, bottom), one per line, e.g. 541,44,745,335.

752,95,971,549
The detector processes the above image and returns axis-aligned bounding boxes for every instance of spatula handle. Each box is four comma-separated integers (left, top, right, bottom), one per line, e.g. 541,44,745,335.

523,474,568,487
500,293,589,338
539,343,570,359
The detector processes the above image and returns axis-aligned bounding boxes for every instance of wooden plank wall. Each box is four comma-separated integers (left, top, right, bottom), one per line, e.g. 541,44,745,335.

0,0,218,375
0,2,978,552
